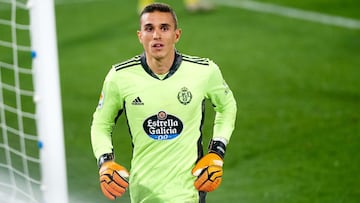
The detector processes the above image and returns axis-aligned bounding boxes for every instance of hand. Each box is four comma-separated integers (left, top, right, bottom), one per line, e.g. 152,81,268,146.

99,161,129,200
191,153,223,192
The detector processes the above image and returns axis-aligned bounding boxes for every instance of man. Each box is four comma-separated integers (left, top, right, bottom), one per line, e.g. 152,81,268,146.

91,3,237,203
138,0,214,13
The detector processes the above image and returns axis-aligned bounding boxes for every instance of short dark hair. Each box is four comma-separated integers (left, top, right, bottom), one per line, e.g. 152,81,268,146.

139,3,178,29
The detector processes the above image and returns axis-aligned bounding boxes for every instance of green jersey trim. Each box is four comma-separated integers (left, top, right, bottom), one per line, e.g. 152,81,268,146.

114,55,142,71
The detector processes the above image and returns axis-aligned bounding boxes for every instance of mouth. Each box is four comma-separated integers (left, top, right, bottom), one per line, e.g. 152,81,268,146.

152,43,164,49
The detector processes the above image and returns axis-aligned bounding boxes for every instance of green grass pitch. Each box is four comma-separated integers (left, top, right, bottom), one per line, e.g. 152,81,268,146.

53,0,360,202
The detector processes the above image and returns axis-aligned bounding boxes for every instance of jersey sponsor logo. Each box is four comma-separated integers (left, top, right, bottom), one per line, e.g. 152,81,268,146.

143,111,183,140
177,87,192,105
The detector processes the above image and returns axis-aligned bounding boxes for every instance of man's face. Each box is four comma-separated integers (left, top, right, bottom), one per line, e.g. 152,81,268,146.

137,11,181,60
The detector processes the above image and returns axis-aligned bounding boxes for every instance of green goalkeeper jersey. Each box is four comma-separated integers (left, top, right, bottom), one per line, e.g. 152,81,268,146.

91,51,237,203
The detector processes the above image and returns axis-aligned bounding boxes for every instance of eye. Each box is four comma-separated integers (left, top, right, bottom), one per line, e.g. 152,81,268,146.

144,26,153,32
160,25,170,31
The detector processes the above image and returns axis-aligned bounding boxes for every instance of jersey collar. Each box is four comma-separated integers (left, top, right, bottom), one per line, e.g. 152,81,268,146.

140,50,182,80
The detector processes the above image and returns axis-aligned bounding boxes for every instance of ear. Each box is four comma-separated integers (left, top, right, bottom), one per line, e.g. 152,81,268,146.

174,28,182,43
137,30,143,43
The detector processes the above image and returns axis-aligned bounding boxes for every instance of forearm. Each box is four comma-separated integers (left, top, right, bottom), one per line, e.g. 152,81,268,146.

212,97,237,142
91,119,115,160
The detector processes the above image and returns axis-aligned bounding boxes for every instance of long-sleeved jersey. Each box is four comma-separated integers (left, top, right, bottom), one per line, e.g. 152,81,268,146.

91,51,237,203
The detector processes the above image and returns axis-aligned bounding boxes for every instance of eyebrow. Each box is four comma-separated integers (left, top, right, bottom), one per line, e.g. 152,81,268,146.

143,23,172,28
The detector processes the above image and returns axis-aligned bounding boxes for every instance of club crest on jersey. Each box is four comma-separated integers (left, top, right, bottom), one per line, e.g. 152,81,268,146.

143,111,183,140
177,87,192,105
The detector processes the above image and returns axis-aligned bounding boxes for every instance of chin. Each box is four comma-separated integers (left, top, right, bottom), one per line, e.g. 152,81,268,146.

151,53,166,60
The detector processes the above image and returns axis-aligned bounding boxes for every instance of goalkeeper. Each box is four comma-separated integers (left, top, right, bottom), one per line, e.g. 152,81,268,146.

91,3,237,203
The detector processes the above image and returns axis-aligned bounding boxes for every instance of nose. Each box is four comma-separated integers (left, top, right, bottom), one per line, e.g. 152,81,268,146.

153,29,161,39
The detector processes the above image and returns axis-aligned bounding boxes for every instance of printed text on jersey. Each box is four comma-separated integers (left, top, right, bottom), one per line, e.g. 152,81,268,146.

143,111,183,140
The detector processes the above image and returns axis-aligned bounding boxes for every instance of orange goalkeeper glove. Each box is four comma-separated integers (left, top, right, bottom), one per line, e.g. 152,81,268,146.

98,153,129,200
192,139,226,192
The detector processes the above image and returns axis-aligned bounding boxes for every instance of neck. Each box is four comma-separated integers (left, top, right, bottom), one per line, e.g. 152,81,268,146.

146,52,175,75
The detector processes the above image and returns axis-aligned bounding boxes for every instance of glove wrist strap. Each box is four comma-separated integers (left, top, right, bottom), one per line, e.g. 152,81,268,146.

98,153,114,168
208,138,226,159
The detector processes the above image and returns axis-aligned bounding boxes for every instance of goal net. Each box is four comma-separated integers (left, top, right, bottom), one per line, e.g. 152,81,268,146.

0,0,68,202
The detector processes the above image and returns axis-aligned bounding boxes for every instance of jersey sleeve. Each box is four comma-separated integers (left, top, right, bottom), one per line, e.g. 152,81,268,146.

205,61,237,142
91,68,124,160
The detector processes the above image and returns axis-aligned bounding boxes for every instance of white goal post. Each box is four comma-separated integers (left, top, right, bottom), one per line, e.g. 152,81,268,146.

29,0,69,203
0,0,68,202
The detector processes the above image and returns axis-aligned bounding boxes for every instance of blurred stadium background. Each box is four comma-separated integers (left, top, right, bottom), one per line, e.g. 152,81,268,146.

53,0,360,202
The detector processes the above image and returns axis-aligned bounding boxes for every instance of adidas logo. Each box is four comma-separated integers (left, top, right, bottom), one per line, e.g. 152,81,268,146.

132,96,144,105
